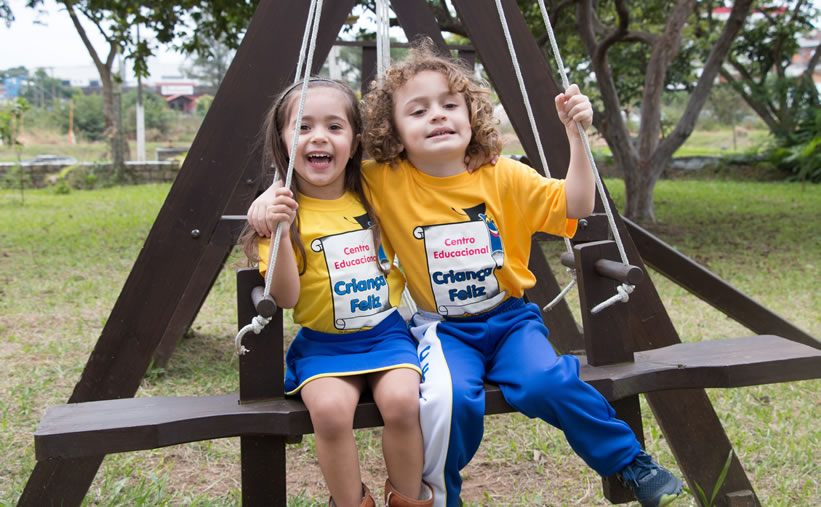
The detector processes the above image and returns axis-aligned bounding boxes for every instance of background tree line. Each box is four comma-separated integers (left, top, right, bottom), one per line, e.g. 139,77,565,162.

3,0,819,221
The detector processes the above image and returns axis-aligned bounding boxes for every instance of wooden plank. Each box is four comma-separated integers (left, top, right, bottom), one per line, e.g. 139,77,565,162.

151,244,233,367
574,241,635,366
393,0,450,50
646,389,761,506
573,240,639,501
624,217,820,350
241,435,287,505
581,334,821,400
19,1,357,504
608,215,760,502
237,269,285,403
237,268,288,503
35,335,821,460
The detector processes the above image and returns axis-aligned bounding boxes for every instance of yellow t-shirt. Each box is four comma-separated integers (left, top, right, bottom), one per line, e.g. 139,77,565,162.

362,157,577,316
259,191,405,333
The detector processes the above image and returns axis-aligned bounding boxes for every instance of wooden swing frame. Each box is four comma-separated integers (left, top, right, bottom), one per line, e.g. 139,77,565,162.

19,1,821,506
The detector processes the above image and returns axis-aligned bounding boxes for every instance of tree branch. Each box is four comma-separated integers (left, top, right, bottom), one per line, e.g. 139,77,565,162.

656,0,754,168
637,0,694,160
576,0,635,164
720,67,779,132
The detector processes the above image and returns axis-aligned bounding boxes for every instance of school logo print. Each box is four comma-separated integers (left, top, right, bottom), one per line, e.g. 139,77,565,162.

311,213,394,330
413,203,506,316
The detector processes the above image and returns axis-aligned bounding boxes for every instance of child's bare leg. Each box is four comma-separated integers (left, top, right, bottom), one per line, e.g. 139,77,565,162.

369,368,424,498
301,375,367,507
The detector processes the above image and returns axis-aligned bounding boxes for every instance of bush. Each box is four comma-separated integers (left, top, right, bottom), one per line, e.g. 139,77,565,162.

195,94,214,116
765,108,821,183
1,164,32,189
123,88,172,135
61,93,106,141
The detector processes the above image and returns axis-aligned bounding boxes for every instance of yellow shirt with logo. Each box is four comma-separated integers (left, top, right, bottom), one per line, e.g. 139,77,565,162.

259,191,405,333
362,157,577,316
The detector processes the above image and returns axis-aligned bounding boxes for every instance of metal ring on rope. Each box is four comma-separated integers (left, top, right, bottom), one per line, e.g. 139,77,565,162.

590,283,634,315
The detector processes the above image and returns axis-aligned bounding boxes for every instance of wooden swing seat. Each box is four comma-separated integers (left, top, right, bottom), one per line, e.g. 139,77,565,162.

34,333,821,461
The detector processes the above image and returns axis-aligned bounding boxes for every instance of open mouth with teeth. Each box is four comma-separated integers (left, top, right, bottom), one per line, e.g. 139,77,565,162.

427,128,455,138
306,153,333,168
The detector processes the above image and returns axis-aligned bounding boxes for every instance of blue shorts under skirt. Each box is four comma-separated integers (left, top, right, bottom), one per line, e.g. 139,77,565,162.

284,309,421,395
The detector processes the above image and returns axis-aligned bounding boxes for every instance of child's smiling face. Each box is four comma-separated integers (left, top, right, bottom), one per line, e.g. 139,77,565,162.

281,86,359,199
392,70,472,175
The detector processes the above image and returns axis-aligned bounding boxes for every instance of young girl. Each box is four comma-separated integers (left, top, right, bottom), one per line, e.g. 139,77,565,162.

357,41,683,507
244,78,433,507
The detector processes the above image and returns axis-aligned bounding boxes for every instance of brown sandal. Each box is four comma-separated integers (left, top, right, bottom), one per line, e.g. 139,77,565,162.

384,479,434,507
328,483,375,507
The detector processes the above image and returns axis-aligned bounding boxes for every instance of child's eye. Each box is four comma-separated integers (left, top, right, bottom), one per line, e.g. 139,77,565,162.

411,109,425,116
445,103,458,109
299,124,310,131
329,124,343,131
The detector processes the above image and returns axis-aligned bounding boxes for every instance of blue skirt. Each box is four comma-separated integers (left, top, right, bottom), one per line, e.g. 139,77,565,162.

284,309,421,395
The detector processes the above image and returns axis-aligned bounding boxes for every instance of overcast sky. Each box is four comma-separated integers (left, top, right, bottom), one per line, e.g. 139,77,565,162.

2,0,819,80
0,0,185,84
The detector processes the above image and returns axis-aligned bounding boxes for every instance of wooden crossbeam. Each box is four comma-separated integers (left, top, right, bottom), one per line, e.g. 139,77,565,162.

34,335,821,461
625,217,820,349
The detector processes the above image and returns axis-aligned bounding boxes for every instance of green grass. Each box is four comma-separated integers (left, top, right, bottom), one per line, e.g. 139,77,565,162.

1,180,819,505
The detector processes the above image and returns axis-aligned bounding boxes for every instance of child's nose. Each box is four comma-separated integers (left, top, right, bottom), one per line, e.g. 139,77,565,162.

310,129,328,143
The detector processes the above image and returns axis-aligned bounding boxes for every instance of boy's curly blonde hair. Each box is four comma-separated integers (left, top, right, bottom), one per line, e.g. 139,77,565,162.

362,37,503,165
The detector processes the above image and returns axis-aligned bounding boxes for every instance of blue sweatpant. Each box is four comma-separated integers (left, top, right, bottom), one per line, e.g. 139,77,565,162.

413,298,640,507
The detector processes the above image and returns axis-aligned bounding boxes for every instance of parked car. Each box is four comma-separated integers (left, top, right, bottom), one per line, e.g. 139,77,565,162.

21,154,78,166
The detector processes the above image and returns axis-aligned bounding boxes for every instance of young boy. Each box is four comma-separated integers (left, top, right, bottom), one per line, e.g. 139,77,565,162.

358,42,683,507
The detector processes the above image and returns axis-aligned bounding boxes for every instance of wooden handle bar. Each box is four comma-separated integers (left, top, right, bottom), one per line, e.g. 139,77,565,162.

560,252,643,285
251,286,278,318
560,251,575,269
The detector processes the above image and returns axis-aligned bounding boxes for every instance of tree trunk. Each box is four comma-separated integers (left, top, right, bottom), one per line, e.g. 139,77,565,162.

62,1,127,174
576,0,752,222
111,71,126,179
619,152,656,222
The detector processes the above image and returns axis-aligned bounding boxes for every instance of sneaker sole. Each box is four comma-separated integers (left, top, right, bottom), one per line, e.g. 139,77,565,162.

658,489,683,506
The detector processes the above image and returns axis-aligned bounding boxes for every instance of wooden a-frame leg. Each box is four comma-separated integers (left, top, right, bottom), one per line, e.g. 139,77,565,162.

241,436,287,506
237,269,289,505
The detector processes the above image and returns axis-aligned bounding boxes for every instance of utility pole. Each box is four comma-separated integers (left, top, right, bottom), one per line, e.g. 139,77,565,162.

136,24,146,162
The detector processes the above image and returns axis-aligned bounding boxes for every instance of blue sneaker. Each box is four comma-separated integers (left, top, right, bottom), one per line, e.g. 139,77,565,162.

618,450,683,507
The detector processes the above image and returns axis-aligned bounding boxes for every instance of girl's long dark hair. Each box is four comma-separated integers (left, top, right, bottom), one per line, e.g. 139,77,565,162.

241,78,384,275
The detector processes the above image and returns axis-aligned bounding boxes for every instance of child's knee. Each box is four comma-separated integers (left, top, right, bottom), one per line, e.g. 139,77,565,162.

379,387,421,425
307,396,356,435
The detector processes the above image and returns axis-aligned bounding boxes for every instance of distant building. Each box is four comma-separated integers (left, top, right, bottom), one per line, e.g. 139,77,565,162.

0,76,25,102
165,94,196,114
154,81,200,114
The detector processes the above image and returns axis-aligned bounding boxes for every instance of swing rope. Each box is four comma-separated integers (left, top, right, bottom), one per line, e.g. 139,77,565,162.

534,0,634,314
235,0,324,355
492,0,577,311
494,0,633,314
375,0,391,79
